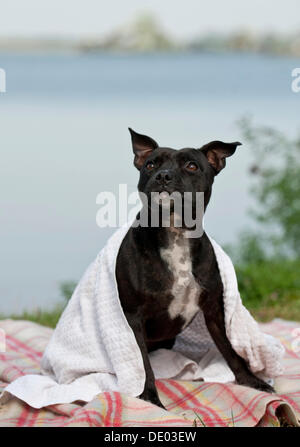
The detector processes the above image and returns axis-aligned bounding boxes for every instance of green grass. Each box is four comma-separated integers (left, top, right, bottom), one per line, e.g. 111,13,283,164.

0,304,65,328
236,259,300,322
0,281,75,328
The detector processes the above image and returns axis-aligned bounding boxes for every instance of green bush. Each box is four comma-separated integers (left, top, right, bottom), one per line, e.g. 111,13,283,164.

236,259,300,309
229,118,300,321
60,280,77,302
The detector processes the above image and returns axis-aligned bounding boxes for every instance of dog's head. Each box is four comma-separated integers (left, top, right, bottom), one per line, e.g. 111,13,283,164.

129,128,241,213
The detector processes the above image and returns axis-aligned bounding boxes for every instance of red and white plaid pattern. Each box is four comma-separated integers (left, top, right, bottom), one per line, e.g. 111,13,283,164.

0,318,299,427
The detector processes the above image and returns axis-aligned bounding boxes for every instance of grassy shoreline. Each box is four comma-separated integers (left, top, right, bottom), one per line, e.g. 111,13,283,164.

2,256,300,329
0,305,64,329
1,302,299,330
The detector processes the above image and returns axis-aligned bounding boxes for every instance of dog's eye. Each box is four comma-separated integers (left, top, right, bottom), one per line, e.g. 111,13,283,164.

185,161,198,172
146,161,155,171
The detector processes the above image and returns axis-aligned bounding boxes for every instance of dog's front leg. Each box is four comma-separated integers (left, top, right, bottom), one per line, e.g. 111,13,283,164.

202,298,275,393
124,311,166,409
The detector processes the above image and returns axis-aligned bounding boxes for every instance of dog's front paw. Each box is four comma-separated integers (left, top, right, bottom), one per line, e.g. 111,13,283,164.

236,374,275,393
139,389,166,410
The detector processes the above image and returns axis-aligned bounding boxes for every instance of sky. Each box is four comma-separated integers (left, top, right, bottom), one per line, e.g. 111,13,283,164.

0,0,299,39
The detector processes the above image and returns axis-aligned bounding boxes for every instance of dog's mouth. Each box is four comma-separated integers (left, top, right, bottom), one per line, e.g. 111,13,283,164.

150,185,183,196
147,189,184,211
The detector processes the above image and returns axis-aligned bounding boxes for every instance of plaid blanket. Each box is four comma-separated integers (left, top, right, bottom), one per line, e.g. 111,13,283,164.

0,318,299,427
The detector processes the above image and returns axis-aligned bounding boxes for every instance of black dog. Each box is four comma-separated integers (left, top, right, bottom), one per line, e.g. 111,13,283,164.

116,128,274,409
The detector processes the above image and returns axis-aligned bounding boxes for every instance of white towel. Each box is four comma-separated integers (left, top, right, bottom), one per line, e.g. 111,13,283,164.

0,221,284,409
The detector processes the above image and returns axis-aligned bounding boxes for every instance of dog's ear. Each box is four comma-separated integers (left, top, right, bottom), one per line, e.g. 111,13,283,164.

200,140,242,174
129,128,159,170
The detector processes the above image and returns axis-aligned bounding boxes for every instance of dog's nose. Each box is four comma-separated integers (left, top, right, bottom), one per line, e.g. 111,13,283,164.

155,170,173,185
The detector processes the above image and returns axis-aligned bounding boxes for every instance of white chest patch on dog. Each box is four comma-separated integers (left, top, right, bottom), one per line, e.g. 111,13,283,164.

160,229,201,327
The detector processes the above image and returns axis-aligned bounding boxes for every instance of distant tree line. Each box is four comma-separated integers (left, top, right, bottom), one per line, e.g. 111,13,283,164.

1,13,300,56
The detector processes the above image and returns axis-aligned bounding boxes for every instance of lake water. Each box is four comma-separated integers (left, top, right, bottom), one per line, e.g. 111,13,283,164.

0,51,299,313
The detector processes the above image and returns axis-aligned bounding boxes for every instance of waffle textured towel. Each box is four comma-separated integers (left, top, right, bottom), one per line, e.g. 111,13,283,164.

0,222,284,408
